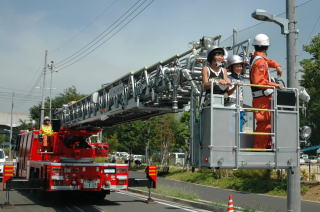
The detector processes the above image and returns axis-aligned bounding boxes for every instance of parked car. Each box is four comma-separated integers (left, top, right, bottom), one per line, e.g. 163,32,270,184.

309,156,318,164
172,153,185,166
133,155,145,165
299,157,305,164
115,152,129,161
300,154,309,164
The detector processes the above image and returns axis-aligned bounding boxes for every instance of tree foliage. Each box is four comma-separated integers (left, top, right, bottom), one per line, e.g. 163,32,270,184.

0,134,6,146
103,112,190,163
299,33,320,146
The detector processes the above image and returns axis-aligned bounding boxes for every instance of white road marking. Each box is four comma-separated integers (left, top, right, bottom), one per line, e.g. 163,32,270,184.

118,191,209,212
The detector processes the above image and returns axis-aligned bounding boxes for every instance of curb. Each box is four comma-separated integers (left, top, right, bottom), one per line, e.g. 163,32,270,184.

128,188,225,212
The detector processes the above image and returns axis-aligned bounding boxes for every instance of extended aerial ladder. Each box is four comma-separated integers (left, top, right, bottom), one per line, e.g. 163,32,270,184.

55,35,305,170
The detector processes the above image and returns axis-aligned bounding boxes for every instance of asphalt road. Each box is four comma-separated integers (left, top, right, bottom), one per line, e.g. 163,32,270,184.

0,189,208,212
130,171,320,212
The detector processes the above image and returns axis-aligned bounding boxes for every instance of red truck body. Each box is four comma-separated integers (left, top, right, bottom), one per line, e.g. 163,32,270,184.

15,129,128,195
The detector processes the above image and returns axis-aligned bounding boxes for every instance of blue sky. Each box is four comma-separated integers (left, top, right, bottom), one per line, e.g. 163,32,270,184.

0,0,318,114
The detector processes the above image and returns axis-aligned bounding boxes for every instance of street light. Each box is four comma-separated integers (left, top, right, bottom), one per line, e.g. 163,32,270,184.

252,2,300,211
251,9,289,35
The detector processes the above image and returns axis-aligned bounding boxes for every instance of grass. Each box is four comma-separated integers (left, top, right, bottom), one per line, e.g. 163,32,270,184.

160,167,305,197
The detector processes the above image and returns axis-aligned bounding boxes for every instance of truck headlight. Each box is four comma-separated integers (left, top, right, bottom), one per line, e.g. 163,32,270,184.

300,125,312,141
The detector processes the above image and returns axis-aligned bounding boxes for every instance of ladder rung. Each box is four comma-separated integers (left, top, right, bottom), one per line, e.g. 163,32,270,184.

243,83,275,88
242,108,275,112
240,132,275,136
240,148,274,152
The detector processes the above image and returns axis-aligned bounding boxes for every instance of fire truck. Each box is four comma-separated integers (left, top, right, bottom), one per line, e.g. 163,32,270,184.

4,34,309,203
13,128,128,199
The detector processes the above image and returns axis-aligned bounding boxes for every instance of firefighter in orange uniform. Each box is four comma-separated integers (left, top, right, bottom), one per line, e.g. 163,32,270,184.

250,34,284,149
40,116,54,152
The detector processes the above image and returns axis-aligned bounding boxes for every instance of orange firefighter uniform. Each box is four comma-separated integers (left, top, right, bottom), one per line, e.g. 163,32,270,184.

250,51,281,148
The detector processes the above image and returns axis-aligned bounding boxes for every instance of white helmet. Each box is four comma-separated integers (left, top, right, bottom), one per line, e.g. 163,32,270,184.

252,34,270,46
227,55,243,68
44,116,50,121
207,46,228,63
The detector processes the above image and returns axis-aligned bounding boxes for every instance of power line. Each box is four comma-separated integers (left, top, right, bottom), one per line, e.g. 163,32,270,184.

50,0,118,54
306,14,320,44
55,0,146,67
55,0,154,70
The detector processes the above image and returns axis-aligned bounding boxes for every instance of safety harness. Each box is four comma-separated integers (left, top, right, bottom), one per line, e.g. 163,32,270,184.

250,55,274,98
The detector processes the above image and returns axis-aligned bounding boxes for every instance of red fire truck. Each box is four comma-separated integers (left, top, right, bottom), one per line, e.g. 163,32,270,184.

13,128,129,199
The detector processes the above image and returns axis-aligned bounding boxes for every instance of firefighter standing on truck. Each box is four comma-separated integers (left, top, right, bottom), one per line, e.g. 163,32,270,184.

250,34,284,149
40,116,54,152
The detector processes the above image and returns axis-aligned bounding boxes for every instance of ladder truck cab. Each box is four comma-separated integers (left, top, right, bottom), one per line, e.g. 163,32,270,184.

14,128,128,199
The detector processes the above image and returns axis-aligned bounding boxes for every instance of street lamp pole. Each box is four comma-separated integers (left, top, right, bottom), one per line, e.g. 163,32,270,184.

252,1,300,211
286,0,298,88
286,1,300,211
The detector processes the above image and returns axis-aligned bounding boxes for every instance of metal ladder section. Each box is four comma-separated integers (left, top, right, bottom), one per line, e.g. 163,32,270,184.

55,35,245,129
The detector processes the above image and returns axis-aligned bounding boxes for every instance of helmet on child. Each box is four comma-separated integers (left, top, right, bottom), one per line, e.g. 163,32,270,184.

252,34,270,46
227,55,243,68
207,46,228,63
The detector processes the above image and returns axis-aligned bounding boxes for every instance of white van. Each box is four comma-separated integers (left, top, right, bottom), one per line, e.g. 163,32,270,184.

173,153,185,166
0,149,7,175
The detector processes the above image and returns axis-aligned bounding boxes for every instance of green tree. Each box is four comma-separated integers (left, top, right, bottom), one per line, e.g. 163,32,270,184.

102,112,191,169
172,112,190,152
29,86,85,127
0,134,6,146
299,33,320,147
103,134,120,153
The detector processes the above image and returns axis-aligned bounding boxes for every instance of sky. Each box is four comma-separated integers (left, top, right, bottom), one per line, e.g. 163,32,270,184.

0,0,319,115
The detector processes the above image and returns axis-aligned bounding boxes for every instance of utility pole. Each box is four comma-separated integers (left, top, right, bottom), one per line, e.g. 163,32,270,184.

286,0,298,89
286,0,300,212
9,92,14,160
48,61,54,121
40,50,48,127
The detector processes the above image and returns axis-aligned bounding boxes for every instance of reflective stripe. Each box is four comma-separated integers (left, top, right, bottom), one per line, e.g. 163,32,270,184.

252,89,274,98
41,124,54,135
